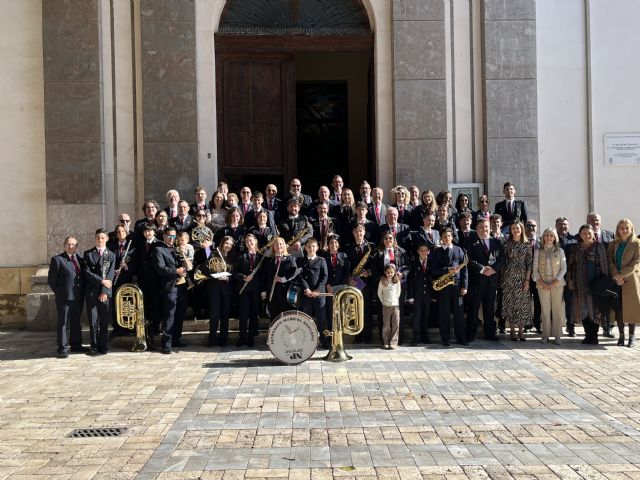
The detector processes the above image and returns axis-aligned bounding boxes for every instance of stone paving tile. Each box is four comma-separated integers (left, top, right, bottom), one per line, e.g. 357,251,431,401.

2,330,640,479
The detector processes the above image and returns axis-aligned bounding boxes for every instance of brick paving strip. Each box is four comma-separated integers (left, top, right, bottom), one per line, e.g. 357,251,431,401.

1,330,640,479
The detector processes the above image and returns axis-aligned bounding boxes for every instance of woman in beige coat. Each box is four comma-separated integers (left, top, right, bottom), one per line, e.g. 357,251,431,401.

608,219,640,348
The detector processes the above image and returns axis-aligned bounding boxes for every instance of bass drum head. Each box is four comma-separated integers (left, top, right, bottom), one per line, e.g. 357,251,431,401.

268,310,318,365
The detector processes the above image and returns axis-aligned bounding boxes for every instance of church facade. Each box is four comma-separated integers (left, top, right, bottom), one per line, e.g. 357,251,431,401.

1,0,639,326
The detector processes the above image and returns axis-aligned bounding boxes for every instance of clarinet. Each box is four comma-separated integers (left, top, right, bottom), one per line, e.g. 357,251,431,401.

113,240,131,285
239,252,266,295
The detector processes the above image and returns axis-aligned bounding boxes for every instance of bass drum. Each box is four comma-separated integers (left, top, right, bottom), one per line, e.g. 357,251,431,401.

268,310,319,365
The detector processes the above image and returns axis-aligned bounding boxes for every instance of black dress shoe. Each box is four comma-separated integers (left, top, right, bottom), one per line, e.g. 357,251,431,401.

173,341,188,348
161,348,172,354
98,348,109,355
88,349,99,356
568,332,576,337
459,341,469,346
499,329,506,335
57,351,69,359
410,341,419,346
486,335,499,341
247,338,255,348
628,336,636,348
70,346,89,353
535,328,543,335
441,341,450,347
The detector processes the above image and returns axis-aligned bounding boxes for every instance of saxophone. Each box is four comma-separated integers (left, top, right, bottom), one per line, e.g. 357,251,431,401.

351,243,371,277
258,226,280,254
286,221,311,248
432,255,469,291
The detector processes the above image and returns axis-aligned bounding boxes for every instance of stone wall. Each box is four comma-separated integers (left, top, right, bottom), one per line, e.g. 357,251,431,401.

141,0,198,202
483,0,539,219
42,0,106,257
0,268,39,328
392,0,447,192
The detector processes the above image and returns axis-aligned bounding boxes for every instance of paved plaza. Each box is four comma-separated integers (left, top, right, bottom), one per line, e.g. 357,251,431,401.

1,328,640,479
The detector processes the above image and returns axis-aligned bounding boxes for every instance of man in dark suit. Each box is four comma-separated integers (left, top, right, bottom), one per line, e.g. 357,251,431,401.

311,201,340,251
297,238,330,349
406,243,433,345
367,187,387,226
358,181,373,206
309,186,339,219
431,228,468,346
278,198,313,258
238,186,254,217
170,200,193,232
494,182,528,233
153,226,185,354
556,216,577,336
189,185,209,216
391,186,413,225
48,236,86,358
283,178,313,217
330,175,344,204
456,212,478,251
264,183,282,222
163,189,181,220
138,222,161,342
411,212,440,253
346,224,375,343
377,207,411,251
525,219,542,333
134,200,160,243
466,219,505,342
83,229,116,355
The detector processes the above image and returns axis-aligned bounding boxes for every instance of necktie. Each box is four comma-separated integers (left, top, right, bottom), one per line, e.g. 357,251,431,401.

421,261,426,273
171,209,175,218
250,253,255,269
482,240,489,255
146,243,151,252
321,220,326,238
98,248,103,257
375,204,380,223
388,248,395,263
269,199,273,209
119,243,124,255
392,226,396,237
331,254,337,267
595,232,599,242
428,231,433,241
399,205,404,215
70,255,80,274
179,216,184,224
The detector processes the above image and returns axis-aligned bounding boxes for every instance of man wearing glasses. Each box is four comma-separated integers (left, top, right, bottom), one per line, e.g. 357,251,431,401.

525,220,542,334
239,186,254,217
284,178,312,216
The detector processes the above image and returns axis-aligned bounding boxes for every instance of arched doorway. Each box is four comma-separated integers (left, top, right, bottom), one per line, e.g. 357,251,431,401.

214,0,374,195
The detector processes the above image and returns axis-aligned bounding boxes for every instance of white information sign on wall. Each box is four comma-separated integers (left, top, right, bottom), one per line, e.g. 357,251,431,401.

604,133,640,166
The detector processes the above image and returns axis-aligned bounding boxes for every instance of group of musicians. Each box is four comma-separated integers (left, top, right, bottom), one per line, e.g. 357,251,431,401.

49,176,627,358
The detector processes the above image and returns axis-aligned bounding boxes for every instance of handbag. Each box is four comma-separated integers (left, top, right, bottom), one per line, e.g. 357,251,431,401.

590,274,619,298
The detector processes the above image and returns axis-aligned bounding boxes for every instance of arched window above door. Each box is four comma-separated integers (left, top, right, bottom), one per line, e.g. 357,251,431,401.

219,0,371,35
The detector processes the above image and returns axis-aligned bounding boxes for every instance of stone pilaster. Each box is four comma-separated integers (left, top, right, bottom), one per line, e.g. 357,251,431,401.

42,0,105,256
483,0,539,219
392,0,447,192
141,0,198,202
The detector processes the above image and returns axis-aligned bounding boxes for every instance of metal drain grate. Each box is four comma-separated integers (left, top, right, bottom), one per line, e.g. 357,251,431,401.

68,427,127,438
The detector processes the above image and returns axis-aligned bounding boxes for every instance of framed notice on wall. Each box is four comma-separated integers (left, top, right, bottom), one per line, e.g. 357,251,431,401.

450,183,484,210
604,133,640,166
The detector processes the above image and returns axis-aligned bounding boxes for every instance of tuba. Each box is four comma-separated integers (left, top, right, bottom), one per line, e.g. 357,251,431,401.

323,285,364,362
115,283,147,352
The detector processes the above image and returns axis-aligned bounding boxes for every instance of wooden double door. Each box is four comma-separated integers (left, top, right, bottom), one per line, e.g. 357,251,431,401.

216,51,295,192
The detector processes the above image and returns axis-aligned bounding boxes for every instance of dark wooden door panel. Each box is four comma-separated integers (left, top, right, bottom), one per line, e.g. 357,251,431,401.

216,52,295,180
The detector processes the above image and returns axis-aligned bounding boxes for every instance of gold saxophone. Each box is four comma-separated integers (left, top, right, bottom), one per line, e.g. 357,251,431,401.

258,226,280,254
432,255,469,291
115,283,147,352
323,285,364,362
351,243,371,277
286,222,311,248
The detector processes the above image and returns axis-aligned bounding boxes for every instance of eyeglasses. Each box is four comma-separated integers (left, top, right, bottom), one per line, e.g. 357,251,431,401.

479,201,488,204
166,234,176,239
526,224,537,229
241,191,251,195
196,214,206,218
290,184,301,188
120,219,131,223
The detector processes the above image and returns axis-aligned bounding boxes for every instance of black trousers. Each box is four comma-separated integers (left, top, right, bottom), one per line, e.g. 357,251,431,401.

55,298,83,354
238,290,261,341
302,296,328,344
438,284,466,344
268,283,289,321
356,283,374,342
207,280,231,345
160,287,177,350
531,283,541,330
467,282,498,341
139,275,161,334
172,284,188,344
563,287,574,333
86,295,110,352
413,296,432,342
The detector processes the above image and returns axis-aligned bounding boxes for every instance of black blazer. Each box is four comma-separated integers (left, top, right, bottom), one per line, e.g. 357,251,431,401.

264,255,298,285
406,257,433,300
170,215,193,232
411,228,440,251
467,237,505,289
367,202,388,226
278,215,312,245
83,247,116,298
471,210,492,230
152,243,179,294
311,216,340,247
234,251,266,293
344,241,375,283
320,251,350,287
213,225,246,250
249,225,278,250
371,246,409,278
297,255,328,293
457,230,479,251
430,245,468,289
48,253,85,301
189,201,210,216
494,199,528,226
348,219,377,245
409,205,436,230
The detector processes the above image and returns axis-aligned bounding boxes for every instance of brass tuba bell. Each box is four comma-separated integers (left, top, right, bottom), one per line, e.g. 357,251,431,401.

115,283,147,352
323,285,364,362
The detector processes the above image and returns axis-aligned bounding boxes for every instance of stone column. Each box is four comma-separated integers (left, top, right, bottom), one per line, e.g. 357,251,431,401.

483,0,539,219
392,0,447,192
43,0,105,256
141,0,198,202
